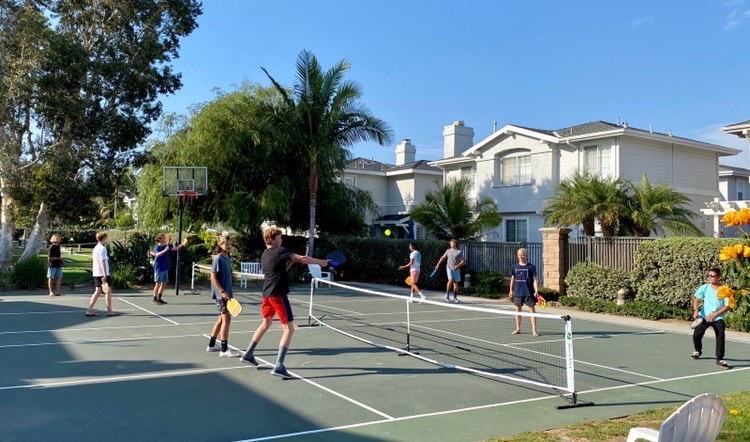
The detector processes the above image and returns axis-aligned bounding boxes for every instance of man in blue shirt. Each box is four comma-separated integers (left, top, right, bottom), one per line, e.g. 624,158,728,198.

692,268,731,369
152,234,183,305
508,248,540,336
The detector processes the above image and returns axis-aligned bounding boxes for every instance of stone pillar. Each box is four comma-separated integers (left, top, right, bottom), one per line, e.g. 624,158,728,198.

539,227,571,295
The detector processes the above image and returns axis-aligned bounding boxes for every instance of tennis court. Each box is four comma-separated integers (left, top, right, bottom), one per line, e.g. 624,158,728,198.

1,277,749,442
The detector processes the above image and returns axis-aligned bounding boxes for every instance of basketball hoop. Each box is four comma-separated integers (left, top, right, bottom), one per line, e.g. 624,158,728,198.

178,191,199,205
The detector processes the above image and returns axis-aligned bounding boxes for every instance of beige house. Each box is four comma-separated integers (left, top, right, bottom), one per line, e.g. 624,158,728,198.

342,139,442,239
431,120,741,242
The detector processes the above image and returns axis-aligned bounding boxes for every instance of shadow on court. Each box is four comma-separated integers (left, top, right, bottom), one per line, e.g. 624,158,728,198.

2,287,750,442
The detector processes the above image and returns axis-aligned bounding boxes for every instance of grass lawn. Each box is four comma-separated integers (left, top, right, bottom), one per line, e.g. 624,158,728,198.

488,391,750,441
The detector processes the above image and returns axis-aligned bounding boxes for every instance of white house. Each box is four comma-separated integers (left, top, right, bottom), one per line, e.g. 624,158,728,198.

342,139,443,239
430,120,742,243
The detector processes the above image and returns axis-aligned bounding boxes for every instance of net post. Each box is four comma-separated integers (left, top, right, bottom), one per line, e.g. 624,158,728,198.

555,315,595,409
308,280,315,327
191,262,195,292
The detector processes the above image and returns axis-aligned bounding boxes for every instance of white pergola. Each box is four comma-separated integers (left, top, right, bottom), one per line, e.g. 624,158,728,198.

701,198,750,237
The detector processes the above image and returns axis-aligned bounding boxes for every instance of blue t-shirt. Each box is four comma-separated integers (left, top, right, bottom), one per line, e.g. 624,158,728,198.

153,244,170,273
511,263,536,297
211,254,234,300
694,283,729,321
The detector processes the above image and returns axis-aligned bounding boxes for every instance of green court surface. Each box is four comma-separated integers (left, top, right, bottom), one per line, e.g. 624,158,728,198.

1,282,748,442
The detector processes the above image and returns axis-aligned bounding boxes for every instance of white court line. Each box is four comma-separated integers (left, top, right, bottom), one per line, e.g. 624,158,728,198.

0,330,248,349
0,308,137,316
0,318,258,336
209,337,394,420
231,366,749,442
0,365,249,391
114,298,179,325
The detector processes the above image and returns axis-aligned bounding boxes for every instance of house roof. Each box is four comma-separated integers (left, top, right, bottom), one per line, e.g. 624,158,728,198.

346,157,441,174
720,164,750,177
435,120,741,166
722,120,750,138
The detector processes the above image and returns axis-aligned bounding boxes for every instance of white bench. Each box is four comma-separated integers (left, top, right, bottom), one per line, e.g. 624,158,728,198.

240,262,261,288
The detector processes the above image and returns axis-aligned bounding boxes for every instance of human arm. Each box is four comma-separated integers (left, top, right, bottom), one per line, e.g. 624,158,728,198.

291,253,329,268
508,275,515,299
706,304,731,322
399,257,414,271
435,254,446,269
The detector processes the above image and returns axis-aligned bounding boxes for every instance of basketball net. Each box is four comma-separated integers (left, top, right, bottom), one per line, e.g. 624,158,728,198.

178,191,199,206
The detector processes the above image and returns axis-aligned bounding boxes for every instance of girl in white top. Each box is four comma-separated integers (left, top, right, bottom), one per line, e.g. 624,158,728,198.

398,242,426,303
85,232,118,317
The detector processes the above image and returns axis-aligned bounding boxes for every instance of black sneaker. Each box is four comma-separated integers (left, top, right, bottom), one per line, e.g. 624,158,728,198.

271,365,292,379
691,351,701,359
158,299,167,305
716,360,730,369
240,355,258,366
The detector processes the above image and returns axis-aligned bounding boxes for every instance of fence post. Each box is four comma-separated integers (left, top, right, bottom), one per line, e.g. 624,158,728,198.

539,227,571,295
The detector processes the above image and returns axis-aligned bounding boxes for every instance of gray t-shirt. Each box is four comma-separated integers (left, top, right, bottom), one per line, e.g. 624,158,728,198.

211,254,233,300
443,248,464,270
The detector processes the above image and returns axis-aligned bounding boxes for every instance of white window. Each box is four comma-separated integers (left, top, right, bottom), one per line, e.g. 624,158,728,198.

584,145,612,176
343,175,356,187
461,166,475,187
738,181,745,200
506,219,527,242
501,154,531,185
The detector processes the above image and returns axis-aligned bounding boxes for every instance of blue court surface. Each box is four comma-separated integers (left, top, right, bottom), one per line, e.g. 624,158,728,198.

1,283,748,442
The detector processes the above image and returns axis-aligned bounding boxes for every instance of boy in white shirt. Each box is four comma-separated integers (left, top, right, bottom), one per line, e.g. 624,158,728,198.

85,232,118,317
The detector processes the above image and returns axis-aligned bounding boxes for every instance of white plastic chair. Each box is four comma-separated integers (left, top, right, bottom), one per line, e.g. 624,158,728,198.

308,264,333,288
240,262,261,288
627,393,727,442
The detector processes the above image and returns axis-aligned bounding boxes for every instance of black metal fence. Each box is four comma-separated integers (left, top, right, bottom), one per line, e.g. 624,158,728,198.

461,241,543,282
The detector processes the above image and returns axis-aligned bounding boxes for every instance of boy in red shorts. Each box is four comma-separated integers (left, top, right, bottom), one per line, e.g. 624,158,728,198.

241,227,329,379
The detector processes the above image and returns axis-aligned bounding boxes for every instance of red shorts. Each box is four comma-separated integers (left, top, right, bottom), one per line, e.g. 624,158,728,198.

261,295,294,324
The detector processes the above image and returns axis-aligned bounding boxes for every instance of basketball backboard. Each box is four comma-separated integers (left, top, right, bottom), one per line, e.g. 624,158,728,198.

162,166,208,196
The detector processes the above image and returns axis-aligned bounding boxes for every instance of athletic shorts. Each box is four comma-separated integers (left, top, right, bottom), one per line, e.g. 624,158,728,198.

93,276,109,288
214,297,229,315
47,267,63,279
410,269,420,282
261,295,294,324
154,271,169,283
513,295,536,308
447,268,461,281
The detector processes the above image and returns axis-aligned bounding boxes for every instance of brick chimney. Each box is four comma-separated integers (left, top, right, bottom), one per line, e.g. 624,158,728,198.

443,121,475,158
395,139,416,165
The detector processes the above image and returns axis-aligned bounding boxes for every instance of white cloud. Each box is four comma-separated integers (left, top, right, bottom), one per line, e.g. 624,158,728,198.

631,16,654,27
723,0,750,30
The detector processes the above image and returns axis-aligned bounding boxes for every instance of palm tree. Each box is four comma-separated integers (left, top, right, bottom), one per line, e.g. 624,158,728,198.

543,171,628,237
260,50,393,254
624,174,703,237
410,178,502,240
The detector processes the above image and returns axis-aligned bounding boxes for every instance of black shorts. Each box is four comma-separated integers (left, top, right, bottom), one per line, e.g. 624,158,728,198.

513,295,536,308
93,276,107,288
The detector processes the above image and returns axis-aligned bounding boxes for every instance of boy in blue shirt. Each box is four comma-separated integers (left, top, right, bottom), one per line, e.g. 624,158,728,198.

692,268,731,369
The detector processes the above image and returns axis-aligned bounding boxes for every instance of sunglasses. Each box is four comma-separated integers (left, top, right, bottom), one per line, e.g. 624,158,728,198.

707,274,719,278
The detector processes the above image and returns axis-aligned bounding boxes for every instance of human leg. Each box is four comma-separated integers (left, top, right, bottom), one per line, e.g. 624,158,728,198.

104,283,115,314
55,277,62,295
512,304,522,334
86,278,103,315
529,304,538,336
48,277,55,296
692,320,709,357
207,314,222,351
713,320,726,361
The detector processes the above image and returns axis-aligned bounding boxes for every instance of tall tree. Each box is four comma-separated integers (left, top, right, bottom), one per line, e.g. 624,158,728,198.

0,0,202,262
623,174,702,237
410,178,502,240
260,50,393,254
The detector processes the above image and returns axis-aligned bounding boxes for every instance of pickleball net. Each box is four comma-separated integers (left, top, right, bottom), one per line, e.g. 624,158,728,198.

307,279,591,408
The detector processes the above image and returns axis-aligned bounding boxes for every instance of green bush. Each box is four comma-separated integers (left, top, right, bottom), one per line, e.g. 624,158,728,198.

538,286,560,302
565,262,633,301
631,238,735,309
472,270,504,298
11,257,47,289
559,296,691,320
109,235,153,284
110,264,136,289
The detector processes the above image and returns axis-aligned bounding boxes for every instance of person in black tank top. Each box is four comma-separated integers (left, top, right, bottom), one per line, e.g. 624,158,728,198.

241,227,329,379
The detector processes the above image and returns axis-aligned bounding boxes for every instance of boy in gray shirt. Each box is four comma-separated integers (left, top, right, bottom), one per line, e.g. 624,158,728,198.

434,239,465,303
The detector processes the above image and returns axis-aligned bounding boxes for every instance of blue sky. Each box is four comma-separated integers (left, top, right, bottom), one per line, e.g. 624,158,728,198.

158,0,750,167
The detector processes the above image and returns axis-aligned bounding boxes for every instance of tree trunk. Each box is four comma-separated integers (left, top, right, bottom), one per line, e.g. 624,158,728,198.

0,177,15,268
308,194,317,256
307,160,319,256
20,202,50,261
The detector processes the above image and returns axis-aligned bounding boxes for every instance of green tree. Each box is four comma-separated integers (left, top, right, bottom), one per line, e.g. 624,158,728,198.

623,174,702,237
260,50,393,254
409,178,502,240
0,0,201,262
542,171,602,236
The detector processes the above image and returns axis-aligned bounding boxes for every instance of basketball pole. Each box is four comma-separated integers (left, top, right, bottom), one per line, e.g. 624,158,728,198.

174,196,185,296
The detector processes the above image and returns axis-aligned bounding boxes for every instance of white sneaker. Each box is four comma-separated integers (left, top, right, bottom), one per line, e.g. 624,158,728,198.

453,298,460,303
206,344,220,352
419,294,427,304
219,349,243,358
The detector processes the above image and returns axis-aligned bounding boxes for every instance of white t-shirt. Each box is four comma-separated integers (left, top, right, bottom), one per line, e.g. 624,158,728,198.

92,243,109,277
409,250,421,271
